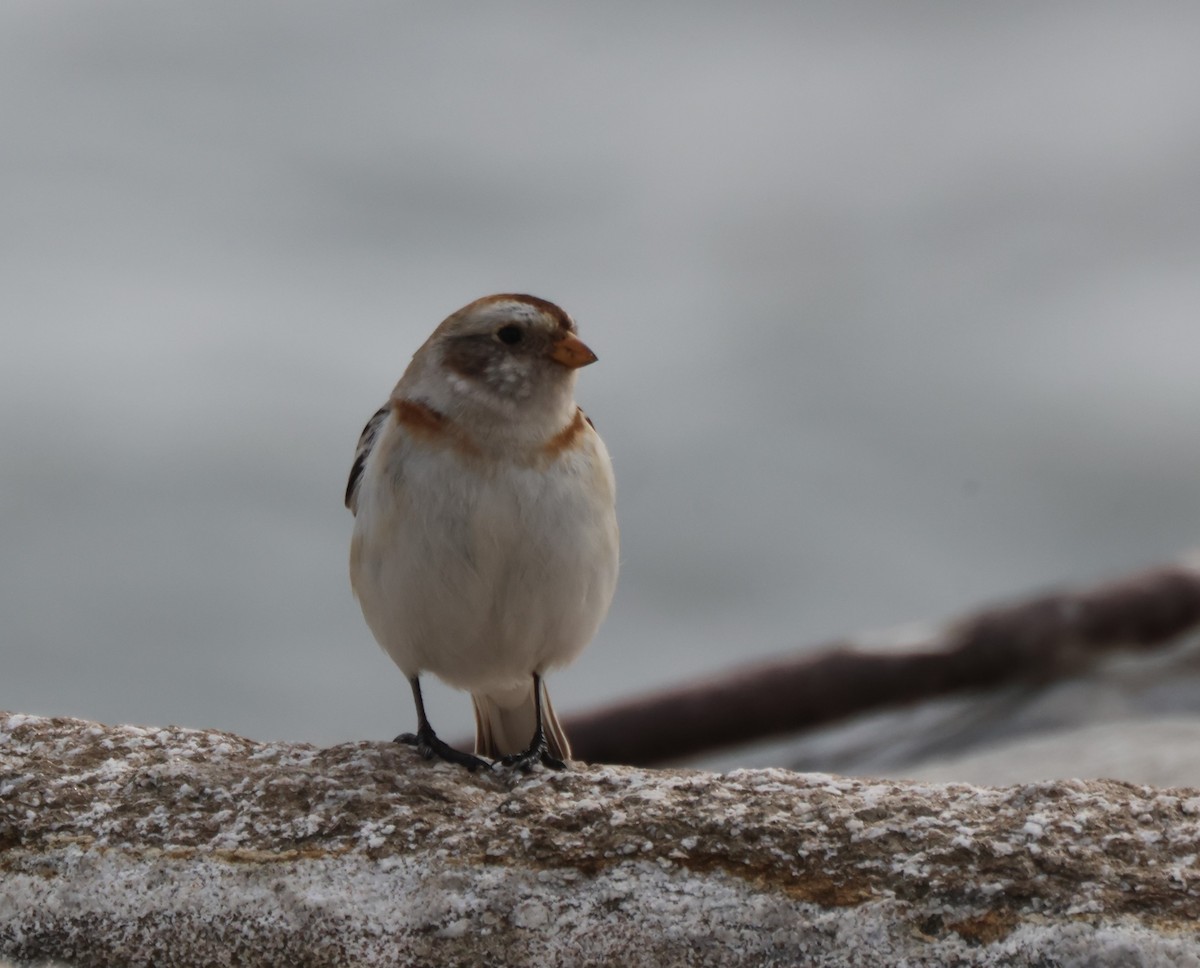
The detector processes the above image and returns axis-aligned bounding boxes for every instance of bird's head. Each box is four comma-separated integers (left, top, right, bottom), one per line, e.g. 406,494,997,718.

408,294,597,426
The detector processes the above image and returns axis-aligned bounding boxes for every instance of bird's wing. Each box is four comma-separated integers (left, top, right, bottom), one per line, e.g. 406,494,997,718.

344,404,390,514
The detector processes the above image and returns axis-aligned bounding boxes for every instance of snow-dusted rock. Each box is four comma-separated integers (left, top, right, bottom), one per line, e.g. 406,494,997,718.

2,711,1199,967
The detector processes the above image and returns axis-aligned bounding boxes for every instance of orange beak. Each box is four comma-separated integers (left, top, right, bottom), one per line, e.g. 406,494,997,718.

547,332,598,369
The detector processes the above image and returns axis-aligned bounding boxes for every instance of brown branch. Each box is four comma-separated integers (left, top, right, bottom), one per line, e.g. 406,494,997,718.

565,562,1200,767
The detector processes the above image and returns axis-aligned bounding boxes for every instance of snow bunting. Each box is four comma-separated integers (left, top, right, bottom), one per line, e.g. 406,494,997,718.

346,294,619,770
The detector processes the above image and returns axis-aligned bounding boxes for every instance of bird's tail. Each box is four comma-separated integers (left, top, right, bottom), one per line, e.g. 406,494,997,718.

472,679,571,761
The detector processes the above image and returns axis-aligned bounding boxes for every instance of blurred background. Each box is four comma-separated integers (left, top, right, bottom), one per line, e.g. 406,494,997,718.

3,3,1199,777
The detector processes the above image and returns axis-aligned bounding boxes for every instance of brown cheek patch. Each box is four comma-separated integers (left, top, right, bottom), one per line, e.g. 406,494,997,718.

442,336,492,380
541,407,589,459
392,399,479,457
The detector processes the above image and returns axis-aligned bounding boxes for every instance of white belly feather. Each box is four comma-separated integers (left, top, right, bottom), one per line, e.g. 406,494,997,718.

350,418,618,693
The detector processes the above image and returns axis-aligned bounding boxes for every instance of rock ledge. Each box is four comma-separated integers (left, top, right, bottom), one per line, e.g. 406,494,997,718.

2,712,1199,966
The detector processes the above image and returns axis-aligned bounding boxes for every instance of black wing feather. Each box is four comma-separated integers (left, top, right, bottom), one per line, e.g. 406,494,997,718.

344,404,389,512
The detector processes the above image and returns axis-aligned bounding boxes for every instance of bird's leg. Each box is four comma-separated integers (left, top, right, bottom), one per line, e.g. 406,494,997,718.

501,673,567,772
395,675,490,772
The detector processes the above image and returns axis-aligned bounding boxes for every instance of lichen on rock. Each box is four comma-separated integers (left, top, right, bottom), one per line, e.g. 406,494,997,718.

2,711,1199,967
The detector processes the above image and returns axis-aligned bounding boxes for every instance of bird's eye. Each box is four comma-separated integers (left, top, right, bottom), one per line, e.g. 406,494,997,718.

496,324,523,346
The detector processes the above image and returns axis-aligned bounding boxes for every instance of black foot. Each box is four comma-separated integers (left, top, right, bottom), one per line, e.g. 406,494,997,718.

500,733,567,772
395,728,490,772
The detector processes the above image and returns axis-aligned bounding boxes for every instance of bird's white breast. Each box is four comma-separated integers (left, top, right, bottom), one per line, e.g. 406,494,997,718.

350,414,619,693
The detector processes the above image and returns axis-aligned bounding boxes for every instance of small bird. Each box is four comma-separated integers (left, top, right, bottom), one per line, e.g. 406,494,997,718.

345,294,619,771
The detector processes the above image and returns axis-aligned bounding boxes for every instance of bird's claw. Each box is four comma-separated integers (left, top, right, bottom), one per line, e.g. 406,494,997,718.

500,735,567,772
395,730,491,772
